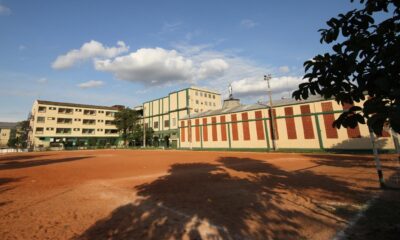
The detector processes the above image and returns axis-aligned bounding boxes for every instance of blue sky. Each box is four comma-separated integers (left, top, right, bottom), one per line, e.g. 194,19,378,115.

0,0,360,121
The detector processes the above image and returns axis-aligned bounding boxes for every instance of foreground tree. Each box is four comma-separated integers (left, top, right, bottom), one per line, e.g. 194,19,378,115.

7,120,30,148
293,0,400,135
114,107,139,146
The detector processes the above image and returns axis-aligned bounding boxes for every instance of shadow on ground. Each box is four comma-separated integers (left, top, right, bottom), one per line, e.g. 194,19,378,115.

77,157,369,240
0,156,92,170
0,154,49,162
0,177,25,207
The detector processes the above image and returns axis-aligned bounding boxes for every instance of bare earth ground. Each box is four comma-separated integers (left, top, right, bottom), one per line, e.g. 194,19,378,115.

0,149,398,240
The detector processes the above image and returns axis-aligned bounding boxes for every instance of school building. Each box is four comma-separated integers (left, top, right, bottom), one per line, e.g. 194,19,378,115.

142,86,221,148
178,95,397,151
0,122,18,148
28,100,121,149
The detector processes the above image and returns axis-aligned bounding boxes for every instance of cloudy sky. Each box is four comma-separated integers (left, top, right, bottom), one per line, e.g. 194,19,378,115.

0,0,358,121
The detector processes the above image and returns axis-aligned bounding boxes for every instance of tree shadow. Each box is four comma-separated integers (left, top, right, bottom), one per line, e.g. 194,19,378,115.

0,156,92,171
0,177,25,207
77,157,367,240
0,154,50,162
304,154,397,170
330,137,389,150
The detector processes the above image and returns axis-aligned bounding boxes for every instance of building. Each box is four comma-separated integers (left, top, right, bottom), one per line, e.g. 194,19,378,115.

28,100,120,149
0,122,18,148
179,96,397,151
142,86,221,148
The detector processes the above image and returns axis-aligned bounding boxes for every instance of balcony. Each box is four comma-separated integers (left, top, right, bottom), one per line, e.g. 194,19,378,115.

82,129,95,135
83,110,96,116
56,128,71,134
58,108,73,114
83,120,96,125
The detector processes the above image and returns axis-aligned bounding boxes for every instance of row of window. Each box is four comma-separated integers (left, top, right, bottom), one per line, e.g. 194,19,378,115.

194,100,217,106
38,106,115,116
148,118,177,129
37,117,114,125
35,127,118,134
195,91,216,99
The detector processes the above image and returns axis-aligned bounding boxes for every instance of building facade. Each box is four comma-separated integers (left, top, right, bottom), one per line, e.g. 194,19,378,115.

28,100,120,149
179,96,397,151
142,86,221,148
0,122,18,148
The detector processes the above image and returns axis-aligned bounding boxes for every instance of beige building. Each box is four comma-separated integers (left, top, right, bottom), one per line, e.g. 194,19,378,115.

29,100,120,149
179,96,398,151
0,122,18,148
143,86,221,148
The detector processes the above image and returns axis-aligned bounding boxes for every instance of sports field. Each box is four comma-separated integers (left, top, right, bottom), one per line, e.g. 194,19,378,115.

0,150,398,240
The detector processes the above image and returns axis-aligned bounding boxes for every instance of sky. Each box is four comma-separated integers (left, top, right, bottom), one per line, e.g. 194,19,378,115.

0,0,361,122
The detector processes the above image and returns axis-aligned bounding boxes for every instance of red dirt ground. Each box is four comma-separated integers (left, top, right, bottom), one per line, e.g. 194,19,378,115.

0,150,398,240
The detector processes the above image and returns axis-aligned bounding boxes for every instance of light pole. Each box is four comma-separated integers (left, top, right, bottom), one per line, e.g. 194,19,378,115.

265,74,277,150
188,96,193,150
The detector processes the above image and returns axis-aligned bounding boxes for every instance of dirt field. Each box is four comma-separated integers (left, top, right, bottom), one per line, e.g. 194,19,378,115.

0,149,398,240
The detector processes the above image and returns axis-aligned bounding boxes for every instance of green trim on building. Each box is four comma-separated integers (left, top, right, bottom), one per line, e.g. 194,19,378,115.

227,123,232,149
263,119,271,150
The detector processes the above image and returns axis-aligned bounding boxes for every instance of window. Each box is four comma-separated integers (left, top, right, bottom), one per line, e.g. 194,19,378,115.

58,108,73,114
172,118,176,127
83,109,96,115
73,128,80,131
46,127,54,131
38,106,46,113
97,119,104,122
164,120,170,128
47,117,55,120
105,120,114,125
200,93,203,97
208,94,211,98
56,128,71,134
195,91,198,96
75,109,82,112
83,119,96,125
82,128,95,135
57,118,72,124
105,129,118,134
153,121,159,129
213,95,215,99
98,110,104,114
205,102,208,106
196,100,199,104
106,111,115,117
195,109,199,113
97,129,103,131
37,116,45,123
36,127,44,134
49,107,57,110
74,118,81,121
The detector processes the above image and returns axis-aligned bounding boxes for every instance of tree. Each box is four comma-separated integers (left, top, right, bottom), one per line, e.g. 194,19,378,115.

114,107,139,146
293,0,400,136
7,120,30,148
129,124,154,146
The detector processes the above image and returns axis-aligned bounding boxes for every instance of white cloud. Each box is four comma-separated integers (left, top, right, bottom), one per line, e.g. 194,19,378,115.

37,78,47,84
279,66,290,73
77,80,104,89
94,47,229,85
52,40,129,69
240,19,257,28
0,4,11,15
231,76,304,99
198,59,229,80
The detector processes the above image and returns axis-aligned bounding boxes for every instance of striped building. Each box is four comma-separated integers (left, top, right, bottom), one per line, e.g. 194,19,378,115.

179,96,397,151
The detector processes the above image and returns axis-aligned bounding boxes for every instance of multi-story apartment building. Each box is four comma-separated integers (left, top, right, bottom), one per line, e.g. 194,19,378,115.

0,122,18,148
143,86,221,148
29,100,120,149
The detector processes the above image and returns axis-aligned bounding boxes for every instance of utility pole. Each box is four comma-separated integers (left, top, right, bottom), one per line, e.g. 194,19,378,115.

188,96,192,150
143,116,146,148
265,74,277,150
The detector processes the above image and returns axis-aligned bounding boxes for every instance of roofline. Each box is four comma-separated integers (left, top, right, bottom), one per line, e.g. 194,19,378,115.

36,100,120,111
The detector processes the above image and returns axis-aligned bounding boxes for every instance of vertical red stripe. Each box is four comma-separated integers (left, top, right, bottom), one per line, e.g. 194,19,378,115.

284,107,297,139
202,118,208,142
269,109,279,139
342,103,361,138
180,121,185,142
242,112,250,140
195,119,200,142
187,120,192,142
300,105,315,139
212,117,218,141
231,114,239,141
220,116,227,141
255,111,265,140
321,102,338,139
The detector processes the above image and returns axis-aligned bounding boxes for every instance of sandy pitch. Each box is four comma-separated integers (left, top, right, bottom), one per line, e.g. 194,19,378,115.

0,149,398,240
